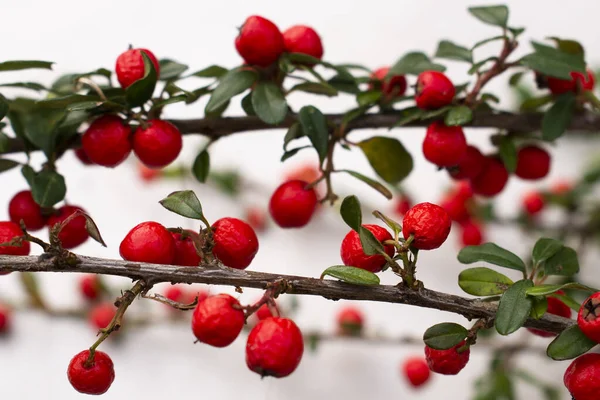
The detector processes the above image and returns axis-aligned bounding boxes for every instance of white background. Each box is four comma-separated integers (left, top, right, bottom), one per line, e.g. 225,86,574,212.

0,0,599,399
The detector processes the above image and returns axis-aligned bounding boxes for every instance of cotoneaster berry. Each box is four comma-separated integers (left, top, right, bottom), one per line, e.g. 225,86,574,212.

245,207,267,232
235,15,284,67
246,317,304,378
515,145,551,180
425,341,470,375
470,157,509,197
564,353,600,400
369,67,407,99
269,180,318,228
402,203,451,250
47,205,89,249
547,69,595,95
133,120,182,168
337,306,364,336
119,221,176,265
171,230,201,267
67,350,115,395
8,190,46,231
340,224,394,273
115,47,160,89
440,191,470,222
0,221,30,256
449,145,486,180
459,219,484,247
255,303,276,321
0,304,11,334
89,303,116,330
80,275,101,302
138,162,162,182
422,122,467,167
577,292,600,343
415,71,455,109
191,294,245,347
522,191,545,216
394,195,412,216
402,357,431,388
75,147,93,165
528,295,571,337
283,25,323,59
165,285,208,305
81,115,131,167
284,163,321,184
211,217,259,269
551,180,573,195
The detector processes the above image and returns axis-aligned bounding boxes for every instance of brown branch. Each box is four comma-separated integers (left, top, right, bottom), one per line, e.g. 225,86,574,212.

0,254,574,334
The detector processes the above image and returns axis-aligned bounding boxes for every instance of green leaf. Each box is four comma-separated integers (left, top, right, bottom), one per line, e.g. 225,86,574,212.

393,107,424,127
125,52,158,107
0,82,47,91
547,37,585,56
341,106,370,126
444,106,473,126
471,35,506,51
21,108,67,156
159,190,205,220
532,238,563,266
458,267,514,296
320,265,380,286
251,81,288,125
151,95,188,109
495,279,534,335
520,94,553,112
0,132,10,153
420,106,452,120
552,292,581,312
31,170,66,207
283,123,303,151
541,93,575,141
423,322,468,350
389,52,446,76
290,81,338,97
530,297,548,319
0,158,19,173
158,59,188,80
358,226,386,256
358,137,413,184
526,282,597,297
520,42,586,79
498,136,517,173
0,60,53,72
328,73,359,94
81,213,107,247
340,195,362,231
340,170,393,199
21,165,35,186
280,146,309,162
372,210,402,235
544,246,579,276
508,71,524,86
205,68,257,114
298,105,329,164
37,94,100,108
188,65,228,78
241,93,255,116
192,150,210,183
547,325,597,360
0,94,8,120
458,243,526,273
435,40,473,63
356,90,382,106
468,5,509,27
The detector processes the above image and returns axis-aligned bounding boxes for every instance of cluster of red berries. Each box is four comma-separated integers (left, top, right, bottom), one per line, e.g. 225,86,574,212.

438,181,485,247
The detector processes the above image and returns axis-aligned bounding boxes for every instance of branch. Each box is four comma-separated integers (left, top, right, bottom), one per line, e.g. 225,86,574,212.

0,254,574,334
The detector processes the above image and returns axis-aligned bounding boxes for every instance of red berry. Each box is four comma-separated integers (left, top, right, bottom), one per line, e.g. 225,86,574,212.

245,207,267,232
515,146,551,180
460,219,484,247
75,147,94,165
284,163,321,184
283,25,323,60
81,115,131,167
522,191,545,216
0,221,29,256
89,303,116,330
415,71,455,110
440,192,470,222
115,48,160,89
80,274,101,301
256,303,276,321
0,304,12,334
577,292,600,343
564,353,600,400
369,67,407,99
133,119,182,168
119,221,176,264
171,230,201,267
47,206,89,249
269,180,318,228
138,162,162,182
449,145,486,180
471,157,509,197
528,295,571,337
336,306,364,336
402,203,451,250
551,180,573,195
211,217,259,269
191,288,210,305
402,356,431,388
422,122,467,167
164,285,185,302
340,224,394,273
67,350,115,395
8,190,46,231
235,16,284,67
425,341,470,375
394,195,412,216
547,69,595,95
191,293,245,347
246,317,304,378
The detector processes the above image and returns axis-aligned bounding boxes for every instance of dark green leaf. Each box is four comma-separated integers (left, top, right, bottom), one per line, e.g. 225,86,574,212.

188,65,228,78
0,82,47,91
205,99,230,117
530,296,548,319
151,95,188,109
358,137,413,184
423,322,468,350
0,158,19,173
498,136,517,173
468,5,509,27
458,267,514,296
532,238,563,265
358,226,385,256
37,94,100,108
298,105,329,164
547,37,585,56
158,59,188,80
372,210,402,235
283,123,303,150
495,279,534,335
251,81,288,125
21,165,35,186
526,282,597,297
508,71,525,86
520,94,553,112
468,57,498,74
420,106,452,120
435,40,473,63
320,265,380,285
544,246,579,276
458,243,526,272
471,35,506,50
552,292,581,312
340,195,362,231
0,94,8,120
393,107,424,127
192,150,210,183
341,106,370,126
290,81,338,97
241,93,255,116
547,325,597,360
287,53,323,65
0,60,53,72
520,42,586,79
125,52,158,107
542,93,575,141
31,170,66,207
328,73,359,94
444,106,473,126
341,170,392,199
280,146,309,162
0,132,9,153
205,68,257,114
21,108,66,156
356,90,382,106
389,52,446,76
159,190,205,220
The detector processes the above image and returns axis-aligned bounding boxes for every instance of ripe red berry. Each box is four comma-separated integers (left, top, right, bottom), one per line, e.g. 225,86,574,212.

89,303,116,330
515,145,551,180
369,67,407,99
246,317,304,378
402,356,431,388
449,145,486,180
269,180,318,228
460,219,484,247
74,147,94,165
522,191,545,216
67,350,115,395
284,163,321,184
235,16,284,67
547,69,595,95
551,180,573,195
255,303,276,321
211,217,259,269
283,25,323,60
81,115,131,167
340,224,394,273
8,190,46,231
0,221,30,257
164,285,185,303
528,295,571,337
47,205,89,249
425,341,470,375
245,207,267,232
115,48,160,89
470,157,509,197
422,122,467,167
440,192,470,222
336,306,364,336
171,230,201,267
80,274,101,301
0,304,12,334
577,292,600,343
138,162,162,182
564,353,600,400
415,71,455,110
191,293,245,347
402,203,451,250
394,195,412,216
133,119,182,168
165,285,208,305
454,180,474,201
119,221,176,264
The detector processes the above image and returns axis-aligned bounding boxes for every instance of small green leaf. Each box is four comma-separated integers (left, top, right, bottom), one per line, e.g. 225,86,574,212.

393,107,424,127
468,5,509,27
125,52,158,107
358,226,386,256
389,52,446,76
158,59,188,80
471,35,506,51
520,42,586,79
495,279,534,335
320,265,380,285
21,165,35,186
81,213,107,247
423,322,468,350
283,123,303,151
340,170,392,199
547,325,597,360
328,73,360,94
498,136,517,173
520,95,553,112
192,150,210,183
544,246,579,276
420,106,452,120
298,105,329,164
341,106,370,126
0,94,8,120
435,40,473,63
532,238,563,266
530,296,548,319
0,132,10,153
290,81,338,97
188,65,228,78
444,106,473,126
547,37,585,56
542,93,575,141
526,282,596,297
151,95,188,109
508,71,525,86
372,210,402,235
251,81,288,125
0,82,47,91
458,267,514,296
340,195,362,231
159,190,205,220
358,137,413,184
0,60,53,72
205,68,257,114
552,292,581,312
0,158,19,173
31,170,66,207
458,243,526,272
356,90,382,106
37,94,100,108
280,146,309,162
241,93,255,116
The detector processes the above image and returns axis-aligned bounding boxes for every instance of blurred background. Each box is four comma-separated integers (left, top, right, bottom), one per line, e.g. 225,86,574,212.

1,0,599,398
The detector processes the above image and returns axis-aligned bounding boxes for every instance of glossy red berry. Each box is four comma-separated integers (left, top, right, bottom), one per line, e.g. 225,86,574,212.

402,203,451,250
133,119,182,168
67,350,115,395
454,180,474,201
89,303,116,330
440,192,470,222
522,191,545,216
81,115,131,167
471,157,509,197
425,341,470,375
8,190,46,231
449,145,486,180
528,294,571,337
564,353,600,400
0,221,29,256
75,147,93,165
47,206,89,249
402,356,431,388
0,304,12,334
115,48,160,89
191,294,245,347
255,302,277,321
246,317,304,378
369,67,407,99
547,69,595,95
164,285,186,303
394,195,412,216
283,25,323,60
415,71,455,109
119,221,176,264
171,230,201,267
336,306,364,336
460,219,484,247
340,224,394,273
80,275,101,301
515,146,551,180
269,180,318,228
245,207,267,232
577,292,600,343
235,16,284,67
211,217,259,269
422,122,467,167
